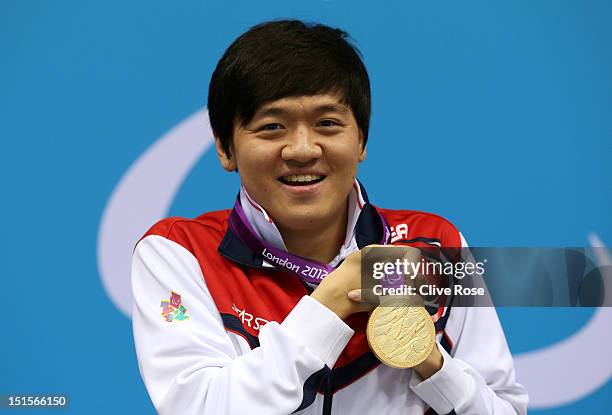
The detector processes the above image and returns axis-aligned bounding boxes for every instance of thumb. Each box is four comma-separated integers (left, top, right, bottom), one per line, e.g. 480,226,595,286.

347,289,363,302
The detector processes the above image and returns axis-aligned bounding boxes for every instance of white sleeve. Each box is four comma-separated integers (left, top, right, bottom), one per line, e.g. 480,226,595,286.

131,235,354,415
408,233,529,414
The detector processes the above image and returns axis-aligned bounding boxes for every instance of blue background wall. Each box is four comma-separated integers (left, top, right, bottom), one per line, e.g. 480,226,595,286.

2,0,611,413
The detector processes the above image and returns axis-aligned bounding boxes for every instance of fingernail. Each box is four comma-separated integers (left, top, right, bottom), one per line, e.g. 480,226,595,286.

347,290,360,301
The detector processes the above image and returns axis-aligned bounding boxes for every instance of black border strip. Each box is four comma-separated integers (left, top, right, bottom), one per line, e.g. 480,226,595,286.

220,313,260,349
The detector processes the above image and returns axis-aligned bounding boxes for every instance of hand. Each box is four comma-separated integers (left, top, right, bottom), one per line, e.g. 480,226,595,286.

346,276,444,380
310,250,374,320
413,343,443,380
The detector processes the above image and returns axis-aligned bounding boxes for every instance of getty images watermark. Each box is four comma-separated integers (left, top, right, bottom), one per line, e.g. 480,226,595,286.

361,246,612,308
362,246,487,305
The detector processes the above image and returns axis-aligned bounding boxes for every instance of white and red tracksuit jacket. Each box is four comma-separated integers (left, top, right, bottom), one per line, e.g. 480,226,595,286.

132,181,528,414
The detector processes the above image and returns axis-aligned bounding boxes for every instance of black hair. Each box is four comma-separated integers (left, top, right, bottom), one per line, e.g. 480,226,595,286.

208,19,371,157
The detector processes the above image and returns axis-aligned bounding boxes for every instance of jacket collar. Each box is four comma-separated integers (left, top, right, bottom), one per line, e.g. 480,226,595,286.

218,180,386,269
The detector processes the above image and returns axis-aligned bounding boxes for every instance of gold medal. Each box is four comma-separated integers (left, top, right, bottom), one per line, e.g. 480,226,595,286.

366,305,435,369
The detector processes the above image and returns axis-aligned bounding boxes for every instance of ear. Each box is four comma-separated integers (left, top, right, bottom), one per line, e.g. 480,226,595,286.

215,136,237,172
358,132,367,162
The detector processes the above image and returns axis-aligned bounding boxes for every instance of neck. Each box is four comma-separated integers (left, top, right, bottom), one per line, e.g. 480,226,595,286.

277,205,349,264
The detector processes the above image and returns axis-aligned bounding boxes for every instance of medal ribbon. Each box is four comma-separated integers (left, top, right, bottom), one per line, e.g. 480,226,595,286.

229,195,390,285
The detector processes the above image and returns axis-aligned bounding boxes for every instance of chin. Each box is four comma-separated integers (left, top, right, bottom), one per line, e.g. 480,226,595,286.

281,210,334,229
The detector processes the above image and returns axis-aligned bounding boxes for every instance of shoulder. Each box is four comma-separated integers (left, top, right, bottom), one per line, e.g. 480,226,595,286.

135,210,232,253
375,206,463,248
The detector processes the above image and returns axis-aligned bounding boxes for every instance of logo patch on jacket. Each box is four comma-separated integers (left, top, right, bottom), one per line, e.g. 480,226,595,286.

160,291,190,322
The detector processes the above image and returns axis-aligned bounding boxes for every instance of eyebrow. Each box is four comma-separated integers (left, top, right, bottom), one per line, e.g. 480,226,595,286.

254,103,350,119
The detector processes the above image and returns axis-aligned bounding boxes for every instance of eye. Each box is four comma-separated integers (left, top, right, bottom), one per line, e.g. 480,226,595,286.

317,119,341,127
261,123,284,131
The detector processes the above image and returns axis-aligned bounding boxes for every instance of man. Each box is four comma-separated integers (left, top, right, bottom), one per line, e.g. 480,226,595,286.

132,20,528,414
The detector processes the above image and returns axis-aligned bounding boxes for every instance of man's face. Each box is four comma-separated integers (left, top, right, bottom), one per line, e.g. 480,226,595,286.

216,93,366,233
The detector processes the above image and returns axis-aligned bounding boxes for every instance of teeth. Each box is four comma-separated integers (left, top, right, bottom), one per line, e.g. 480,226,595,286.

283,174,322,183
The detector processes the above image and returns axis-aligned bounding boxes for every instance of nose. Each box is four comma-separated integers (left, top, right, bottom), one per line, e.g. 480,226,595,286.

281,125,322,163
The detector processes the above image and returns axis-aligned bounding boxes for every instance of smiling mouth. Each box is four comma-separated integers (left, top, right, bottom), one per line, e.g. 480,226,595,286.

278,174,326,186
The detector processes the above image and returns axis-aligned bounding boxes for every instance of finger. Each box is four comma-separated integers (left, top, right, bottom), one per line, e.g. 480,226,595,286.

347,289,363,302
